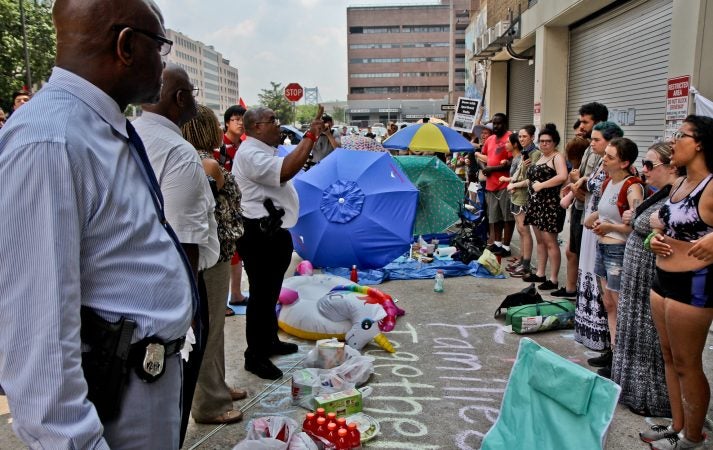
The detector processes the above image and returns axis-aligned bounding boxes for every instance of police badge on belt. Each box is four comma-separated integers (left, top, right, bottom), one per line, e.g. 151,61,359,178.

136,339,166,382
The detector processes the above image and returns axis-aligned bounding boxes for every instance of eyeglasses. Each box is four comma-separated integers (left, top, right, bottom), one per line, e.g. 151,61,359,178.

641,159,665,170
538,139,553,144
111,24,173,56
255,117,280,126
672,130,695,141
178,87,200,97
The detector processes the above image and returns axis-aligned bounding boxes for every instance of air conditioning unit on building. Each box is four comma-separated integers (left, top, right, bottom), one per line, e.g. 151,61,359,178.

478,30,490,51
493,20,511,40
473,37,482,54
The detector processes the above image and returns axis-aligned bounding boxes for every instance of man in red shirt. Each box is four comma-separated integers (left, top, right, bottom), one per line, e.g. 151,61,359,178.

475,113,514,256
219,105,249,307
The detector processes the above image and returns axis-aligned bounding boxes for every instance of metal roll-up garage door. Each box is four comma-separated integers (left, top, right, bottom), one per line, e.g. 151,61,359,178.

508,58,535,132
567,0,672,158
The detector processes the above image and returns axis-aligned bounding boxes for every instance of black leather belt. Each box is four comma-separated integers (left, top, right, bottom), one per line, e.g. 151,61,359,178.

128,336,185,383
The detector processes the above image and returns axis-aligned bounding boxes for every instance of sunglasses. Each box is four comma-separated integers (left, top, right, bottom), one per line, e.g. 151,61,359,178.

641,159,665,170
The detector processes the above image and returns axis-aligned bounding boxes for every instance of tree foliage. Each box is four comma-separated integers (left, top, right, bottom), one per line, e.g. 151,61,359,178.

257,81,295,125
0,0,56,110
295,104,318,125
331,106,346,124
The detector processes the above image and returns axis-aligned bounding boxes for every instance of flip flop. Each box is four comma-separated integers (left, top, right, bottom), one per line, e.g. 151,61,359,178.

225,307,236,317
229,297,249,306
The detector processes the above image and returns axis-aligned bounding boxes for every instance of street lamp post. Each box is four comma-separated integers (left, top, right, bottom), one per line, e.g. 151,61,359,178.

387,98,391,124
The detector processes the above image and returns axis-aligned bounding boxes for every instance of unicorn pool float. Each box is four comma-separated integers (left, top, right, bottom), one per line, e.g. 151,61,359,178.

277,261,403,352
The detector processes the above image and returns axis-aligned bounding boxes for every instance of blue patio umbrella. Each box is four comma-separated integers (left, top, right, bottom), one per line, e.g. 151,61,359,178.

290,149,418,269
382,123,475,154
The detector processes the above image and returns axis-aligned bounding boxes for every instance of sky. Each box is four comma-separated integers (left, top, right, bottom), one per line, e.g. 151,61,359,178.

154,0,438,105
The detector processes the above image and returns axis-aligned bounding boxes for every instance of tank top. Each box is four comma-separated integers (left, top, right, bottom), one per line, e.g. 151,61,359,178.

659,174,713,241
597,177,633,242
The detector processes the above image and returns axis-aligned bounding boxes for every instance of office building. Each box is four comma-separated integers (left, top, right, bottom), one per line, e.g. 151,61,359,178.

346,0,477,126
166,29,240,122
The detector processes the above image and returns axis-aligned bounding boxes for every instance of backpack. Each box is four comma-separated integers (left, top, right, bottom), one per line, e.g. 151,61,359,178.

600,176,643,216
494,283,543,318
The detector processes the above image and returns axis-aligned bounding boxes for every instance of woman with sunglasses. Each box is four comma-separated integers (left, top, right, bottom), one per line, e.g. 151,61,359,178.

573,121,624,354
583,138,644,378
612,143,678,420
644,115,713,450
522,124,568,290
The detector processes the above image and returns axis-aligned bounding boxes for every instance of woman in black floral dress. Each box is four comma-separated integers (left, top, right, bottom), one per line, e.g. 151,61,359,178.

523,124,568,291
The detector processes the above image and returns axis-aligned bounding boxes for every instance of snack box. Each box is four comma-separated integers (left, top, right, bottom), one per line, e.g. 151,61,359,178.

313,388,363,417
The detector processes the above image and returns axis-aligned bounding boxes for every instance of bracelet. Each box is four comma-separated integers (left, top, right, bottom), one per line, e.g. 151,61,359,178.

304,131,317,142
643,231,659,251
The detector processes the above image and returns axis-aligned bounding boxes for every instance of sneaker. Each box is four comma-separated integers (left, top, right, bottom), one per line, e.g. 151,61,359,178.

651,433,706,449
597,365,611,378
499,248,512,257
508,265,531,278
522,273,546,282
486,243,503,254
551,287,577,298
587,350,612,367
640,425,678,444
538,280,558,290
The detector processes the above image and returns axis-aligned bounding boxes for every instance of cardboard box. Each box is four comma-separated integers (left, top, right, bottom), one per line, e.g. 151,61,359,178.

313,388,363,417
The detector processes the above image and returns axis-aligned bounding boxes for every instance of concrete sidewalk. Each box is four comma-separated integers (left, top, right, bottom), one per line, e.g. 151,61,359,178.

1,236,712,449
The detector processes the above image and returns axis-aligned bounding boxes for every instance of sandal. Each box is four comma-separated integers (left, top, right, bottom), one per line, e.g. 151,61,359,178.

229,296,249,306
225,307,236,317
194,409,243,425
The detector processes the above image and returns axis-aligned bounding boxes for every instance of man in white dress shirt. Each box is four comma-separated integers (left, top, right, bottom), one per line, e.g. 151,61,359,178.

133,64,221,442
232,106,323,379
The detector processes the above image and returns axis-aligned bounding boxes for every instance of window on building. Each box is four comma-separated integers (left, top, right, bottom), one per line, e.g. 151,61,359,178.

402,85,448,93
402,71,448,77
401,42,449,48
350,86,401,95
402,25,449,33
350,73,400,78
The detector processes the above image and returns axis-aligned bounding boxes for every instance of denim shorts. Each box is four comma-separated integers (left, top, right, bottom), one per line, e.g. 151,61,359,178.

594,242,626,292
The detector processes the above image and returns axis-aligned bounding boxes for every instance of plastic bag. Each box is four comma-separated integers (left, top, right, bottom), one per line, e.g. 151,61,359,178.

293,343,374,409
477,248,502,275
304,342,374,385
233,416,298,450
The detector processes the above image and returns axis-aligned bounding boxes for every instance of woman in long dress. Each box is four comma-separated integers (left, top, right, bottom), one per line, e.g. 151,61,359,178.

573,121,623,351
612,143,678,417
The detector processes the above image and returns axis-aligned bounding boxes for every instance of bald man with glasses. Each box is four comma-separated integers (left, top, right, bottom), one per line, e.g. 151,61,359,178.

0,1,199,448
231,106,323,380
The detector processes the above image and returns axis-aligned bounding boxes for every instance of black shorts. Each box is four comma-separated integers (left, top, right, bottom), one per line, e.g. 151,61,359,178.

568,207,584,256
652,266,713,308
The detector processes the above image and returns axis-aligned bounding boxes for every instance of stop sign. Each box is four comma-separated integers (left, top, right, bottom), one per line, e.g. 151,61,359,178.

284,83,303,102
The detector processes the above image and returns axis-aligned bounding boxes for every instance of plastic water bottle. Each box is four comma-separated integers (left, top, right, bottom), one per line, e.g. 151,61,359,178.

326,422,339,444
302,412,316,434
348,422,362,449
335,428,351,449
434,269,445,293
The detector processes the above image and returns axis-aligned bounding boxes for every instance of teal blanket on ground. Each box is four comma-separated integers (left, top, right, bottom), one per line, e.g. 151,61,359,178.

481,338,621,450
323,255,505,285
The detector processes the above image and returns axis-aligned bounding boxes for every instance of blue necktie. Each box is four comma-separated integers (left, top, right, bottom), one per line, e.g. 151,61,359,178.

125,119,203,348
